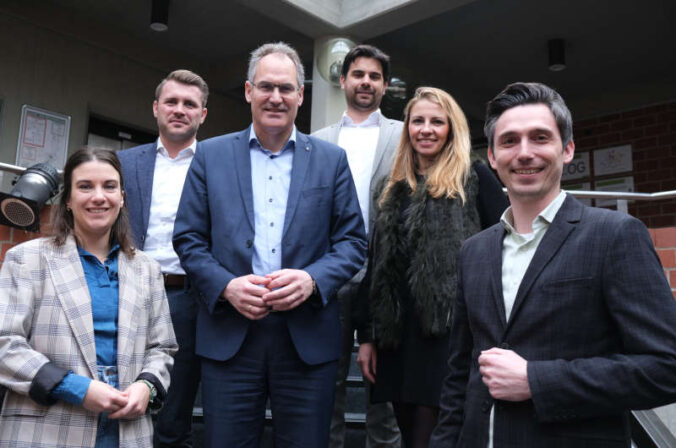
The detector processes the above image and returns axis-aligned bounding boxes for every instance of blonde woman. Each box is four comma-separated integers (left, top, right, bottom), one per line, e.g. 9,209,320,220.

356,87,508,447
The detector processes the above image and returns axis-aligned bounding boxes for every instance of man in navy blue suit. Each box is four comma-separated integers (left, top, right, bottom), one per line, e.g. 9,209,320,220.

173,42,367,447
431,82,676,447
119,69,208,448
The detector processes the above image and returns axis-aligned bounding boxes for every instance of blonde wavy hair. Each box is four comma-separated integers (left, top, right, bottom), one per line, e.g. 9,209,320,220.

380,87,472,206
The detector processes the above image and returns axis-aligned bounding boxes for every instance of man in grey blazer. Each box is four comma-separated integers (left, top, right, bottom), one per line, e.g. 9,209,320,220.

430,82,676,447
313,44,402,448
119,69,208,448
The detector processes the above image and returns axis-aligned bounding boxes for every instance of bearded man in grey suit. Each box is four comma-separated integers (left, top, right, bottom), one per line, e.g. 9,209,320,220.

313,44,402,448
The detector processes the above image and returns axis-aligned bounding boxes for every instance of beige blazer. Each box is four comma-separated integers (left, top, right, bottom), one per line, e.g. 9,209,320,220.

0,236,177,448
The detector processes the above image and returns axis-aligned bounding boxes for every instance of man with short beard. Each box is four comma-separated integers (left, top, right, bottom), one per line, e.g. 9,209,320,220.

314,44,402,448
119,69,208,448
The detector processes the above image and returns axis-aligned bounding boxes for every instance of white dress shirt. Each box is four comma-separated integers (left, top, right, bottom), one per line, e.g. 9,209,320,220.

337,109,382,233
143,138,196,275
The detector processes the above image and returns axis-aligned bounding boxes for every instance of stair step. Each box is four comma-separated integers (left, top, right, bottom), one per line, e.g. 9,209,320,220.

192,408,366,427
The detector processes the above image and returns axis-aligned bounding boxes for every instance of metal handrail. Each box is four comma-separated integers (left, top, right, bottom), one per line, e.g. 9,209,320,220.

500,188,676,213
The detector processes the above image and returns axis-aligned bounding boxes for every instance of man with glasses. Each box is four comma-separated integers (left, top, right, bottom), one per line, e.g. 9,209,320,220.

173,42,367,447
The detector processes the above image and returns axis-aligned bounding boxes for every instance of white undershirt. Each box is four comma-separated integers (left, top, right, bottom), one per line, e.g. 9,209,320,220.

142,138,196,275
336,110,381,232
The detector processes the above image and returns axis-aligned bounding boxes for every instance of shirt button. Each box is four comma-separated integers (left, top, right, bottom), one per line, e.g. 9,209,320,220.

272,248,276,254
269,198,273,203
268,176,273,180
270,222,274,227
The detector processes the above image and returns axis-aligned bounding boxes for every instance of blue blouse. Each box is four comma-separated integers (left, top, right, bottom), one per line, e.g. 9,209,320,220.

50,245,120,404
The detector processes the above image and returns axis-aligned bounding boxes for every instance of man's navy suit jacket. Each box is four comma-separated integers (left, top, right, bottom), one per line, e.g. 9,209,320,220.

172,127,367,366
431,195,676,448
118,142,158,249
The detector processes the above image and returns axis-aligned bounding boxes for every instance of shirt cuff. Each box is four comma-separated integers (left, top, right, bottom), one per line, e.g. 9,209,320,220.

50,372,92,405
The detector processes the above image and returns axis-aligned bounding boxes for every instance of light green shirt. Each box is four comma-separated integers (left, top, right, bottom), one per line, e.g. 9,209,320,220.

488,190,567,448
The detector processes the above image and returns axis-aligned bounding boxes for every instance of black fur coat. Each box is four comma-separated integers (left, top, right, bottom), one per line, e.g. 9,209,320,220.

368,172,482,349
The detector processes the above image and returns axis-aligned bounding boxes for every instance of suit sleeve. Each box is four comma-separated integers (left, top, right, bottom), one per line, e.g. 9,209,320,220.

528,216,676,421
302,148,367,306
173,148,238,314
0,245,67,405
430,247,473,447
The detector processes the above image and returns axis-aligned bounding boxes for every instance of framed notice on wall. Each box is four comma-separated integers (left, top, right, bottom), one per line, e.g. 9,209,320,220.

16,105,71,169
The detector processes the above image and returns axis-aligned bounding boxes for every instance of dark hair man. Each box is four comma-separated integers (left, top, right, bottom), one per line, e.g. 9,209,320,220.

313,43,402,448
430,82,676,447
173,42,367,447
118,69,208,447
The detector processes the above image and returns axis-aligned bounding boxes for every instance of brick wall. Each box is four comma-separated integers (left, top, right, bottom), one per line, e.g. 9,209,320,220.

651,227,676,299
0,206,52,265
573,101,676,228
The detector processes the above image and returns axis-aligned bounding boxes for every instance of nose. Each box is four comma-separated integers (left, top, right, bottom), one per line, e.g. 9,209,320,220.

92,186,106,201
516,138,533,160
268,87,283,104
421,120,432,133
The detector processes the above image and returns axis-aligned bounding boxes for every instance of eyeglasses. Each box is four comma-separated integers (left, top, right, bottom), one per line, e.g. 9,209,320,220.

251,81,299,96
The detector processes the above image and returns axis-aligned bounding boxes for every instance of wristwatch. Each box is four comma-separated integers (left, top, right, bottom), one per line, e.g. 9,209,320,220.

138,379,157,404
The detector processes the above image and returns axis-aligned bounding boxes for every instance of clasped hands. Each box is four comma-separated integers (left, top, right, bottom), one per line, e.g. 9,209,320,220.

82,380,150,419
224,269,314,320
478,347,532,401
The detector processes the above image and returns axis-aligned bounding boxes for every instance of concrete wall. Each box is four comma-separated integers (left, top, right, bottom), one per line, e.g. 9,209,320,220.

0,13,249,190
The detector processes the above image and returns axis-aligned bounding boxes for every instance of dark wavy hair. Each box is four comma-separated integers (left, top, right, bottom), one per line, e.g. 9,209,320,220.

341,44,391,83
484,82,573,152
52,147,135,257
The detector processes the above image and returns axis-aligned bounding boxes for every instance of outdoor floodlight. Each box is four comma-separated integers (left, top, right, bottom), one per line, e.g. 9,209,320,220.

0,162,61,232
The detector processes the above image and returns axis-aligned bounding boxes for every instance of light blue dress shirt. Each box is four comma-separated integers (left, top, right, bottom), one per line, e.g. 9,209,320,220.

249,126,296,276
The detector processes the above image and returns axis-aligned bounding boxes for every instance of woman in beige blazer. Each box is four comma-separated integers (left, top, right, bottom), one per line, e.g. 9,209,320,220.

0,147,177,447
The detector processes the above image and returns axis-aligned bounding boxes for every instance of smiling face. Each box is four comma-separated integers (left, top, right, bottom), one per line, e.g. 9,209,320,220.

153,80,207,147
340,56,388,114
245,53,303,141
488,103,575,208
66,160,124,245
408,99,451,172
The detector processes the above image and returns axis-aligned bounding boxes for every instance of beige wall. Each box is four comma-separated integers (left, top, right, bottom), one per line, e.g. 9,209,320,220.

0,13,249,189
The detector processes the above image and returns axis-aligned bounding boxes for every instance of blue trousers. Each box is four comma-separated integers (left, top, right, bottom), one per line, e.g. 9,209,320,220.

154,285,201,448
200,313,338,448
95,366,119,448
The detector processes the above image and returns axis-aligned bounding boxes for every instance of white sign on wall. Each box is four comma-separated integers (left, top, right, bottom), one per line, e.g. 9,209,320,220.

16,105,71,169
562,152,590,181
593,144,633,177
594,176,635,207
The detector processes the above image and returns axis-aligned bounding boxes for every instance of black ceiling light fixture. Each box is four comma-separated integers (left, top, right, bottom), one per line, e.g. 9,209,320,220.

0,162,61,232
548,38,566,72
150,0,170,32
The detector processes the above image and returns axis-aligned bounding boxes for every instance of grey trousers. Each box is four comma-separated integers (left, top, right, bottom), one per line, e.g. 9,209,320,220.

329,280,401,448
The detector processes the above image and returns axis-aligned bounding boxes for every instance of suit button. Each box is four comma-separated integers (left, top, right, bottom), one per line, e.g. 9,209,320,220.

481,400,490,413
500,342,510,349
246,240,253,248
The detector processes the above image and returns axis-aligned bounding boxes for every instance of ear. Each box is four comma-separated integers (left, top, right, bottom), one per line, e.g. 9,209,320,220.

244,81,253,104
153,100,159,119
487,147,497,170
200,107,208,124
562,139,575,165
340,75,346,91
297,84,304,107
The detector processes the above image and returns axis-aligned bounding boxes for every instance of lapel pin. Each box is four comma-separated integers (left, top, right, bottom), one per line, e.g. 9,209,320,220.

305,145,310,152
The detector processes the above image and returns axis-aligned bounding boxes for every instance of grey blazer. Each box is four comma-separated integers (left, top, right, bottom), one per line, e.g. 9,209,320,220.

0,236,177,448
313,115,403,236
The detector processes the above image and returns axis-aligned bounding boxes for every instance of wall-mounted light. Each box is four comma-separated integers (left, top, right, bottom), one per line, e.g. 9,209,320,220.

316,38,356,86
548,38,566,72
150,0,170,32
0,162,61,232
